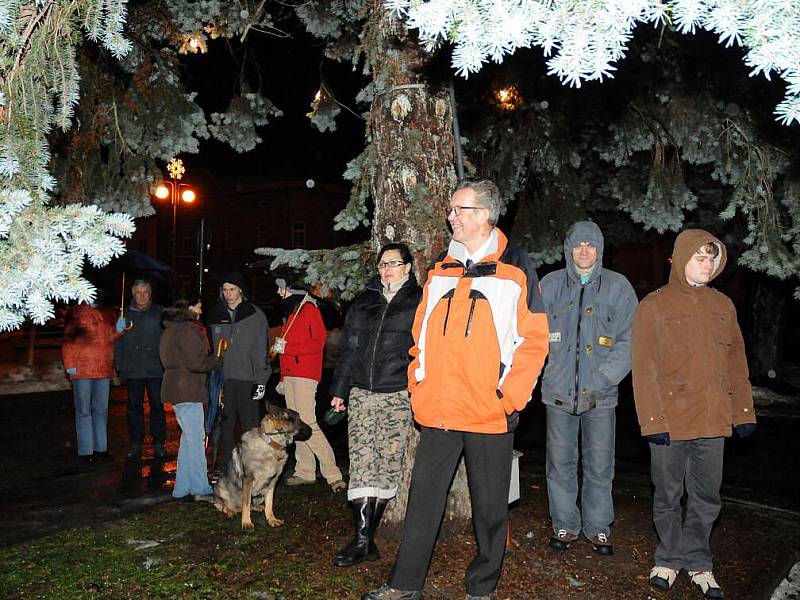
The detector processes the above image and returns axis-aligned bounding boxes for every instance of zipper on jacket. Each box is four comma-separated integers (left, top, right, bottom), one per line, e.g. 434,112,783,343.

369,301,391,390
465,297,477,337
442,296,453,336
573,285,586,415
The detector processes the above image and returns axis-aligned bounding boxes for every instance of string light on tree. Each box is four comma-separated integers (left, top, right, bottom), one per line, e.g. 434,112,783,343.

495,85,523,111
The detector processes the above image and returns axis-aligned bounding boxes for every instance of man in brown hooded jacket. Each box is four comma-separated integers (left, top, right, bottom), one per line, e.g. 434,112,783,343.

632,229,756,600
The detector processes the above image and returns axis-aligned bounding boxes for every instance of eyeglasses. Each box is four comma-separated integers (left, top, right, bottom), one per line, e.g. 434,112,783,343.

377,260,405,269
445,205,487,217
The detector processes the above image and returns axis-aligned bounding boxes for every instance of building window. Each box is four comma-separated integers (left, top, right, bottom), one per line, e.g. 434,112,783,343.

257,222,269,246
292,221,306,248
224,224,235,251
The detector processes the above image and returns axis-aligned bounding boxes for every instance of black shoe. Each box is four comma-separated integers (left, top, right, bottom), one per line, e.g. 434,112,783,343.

548,529,578,551
93,451,114,463
78,455,95,465
174,494,195,503
333,499,379,567
588,533,614,555
210,469,223,484
361,585,422,600
125,444,142,459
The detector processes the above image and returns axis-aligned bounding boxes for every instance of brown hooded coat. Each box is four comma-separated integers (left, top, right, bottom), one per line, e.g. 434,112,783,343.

632,229,755,440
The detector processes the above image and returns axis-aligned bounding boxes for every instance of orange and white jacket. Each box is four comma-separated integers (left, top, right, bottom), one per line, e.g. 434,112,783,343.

408,228,550,434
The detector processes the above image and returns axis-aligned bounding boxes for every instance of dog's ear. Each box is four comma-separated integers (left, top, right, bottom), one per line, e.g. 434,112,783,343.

294,419,312,442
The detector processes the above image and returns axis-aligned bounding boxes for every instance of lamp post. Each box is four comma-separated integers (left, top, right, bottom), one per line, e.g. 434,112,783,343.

154,158,197,277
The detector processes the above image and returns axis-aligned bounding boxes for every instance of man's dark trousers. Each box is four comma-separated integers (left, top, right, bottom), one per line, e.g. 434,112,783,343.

389,426,514,596
126,377,166,446
650,437,724,572
217,379,260,470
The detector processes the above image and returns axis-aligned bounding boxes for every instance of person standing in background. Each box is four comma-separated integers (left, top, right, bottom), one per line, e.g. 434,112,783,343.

62,293,118,464
115,279,166,460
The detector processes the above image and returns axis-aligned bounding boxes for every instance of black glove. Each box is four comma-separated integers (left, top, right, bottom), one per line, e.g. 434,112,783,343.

250,384,266,401
734,423,756,439
644,432,671,446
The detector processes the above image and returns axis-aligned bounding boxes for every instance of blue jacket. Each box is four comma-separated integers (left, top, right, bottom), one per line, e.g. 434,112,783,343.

114,301,164,380
540,222,638,414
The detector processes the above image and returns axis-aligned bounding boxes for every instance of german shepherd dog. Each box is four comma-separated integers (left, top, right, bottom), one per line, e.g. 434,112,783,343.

213,403,312,530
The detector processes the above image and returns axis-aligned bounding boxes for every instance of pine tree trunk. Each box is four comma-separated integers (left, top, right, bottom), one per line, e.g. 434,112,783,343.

364,2,470,534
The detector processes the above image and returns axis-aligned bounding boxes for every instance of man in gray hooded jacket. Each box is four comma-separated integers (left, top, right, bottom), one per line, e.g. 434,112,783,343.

540,221,638,556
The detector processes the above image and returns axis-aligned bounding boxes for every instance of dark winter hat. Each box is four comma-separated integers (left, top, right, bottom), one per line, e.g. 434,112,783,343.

275,278,306,296
220,271,247,295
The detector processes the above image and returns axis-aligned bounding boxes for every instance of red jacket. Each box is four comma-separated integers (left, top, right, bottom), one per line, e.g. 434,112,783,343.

62,304,118,379
278,299,326,382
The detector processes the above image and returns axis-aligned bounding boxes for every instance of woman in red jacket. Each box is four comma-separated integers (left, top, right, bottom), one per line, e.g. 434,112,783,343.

273,279,344,492
61,298,118,463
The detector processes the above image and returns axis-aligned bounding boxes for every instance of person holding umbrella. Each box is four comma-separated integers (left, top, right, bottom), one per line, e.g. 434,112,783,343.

274,278,345,492
115,279,166,460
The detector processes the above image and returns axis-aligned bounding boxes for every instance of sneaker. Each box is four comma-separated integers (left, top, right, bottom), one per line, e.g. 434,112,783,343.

330,479,346,493
210,469,223,485
466,593,496,600
125,444,142,459
689,571,724,599
649,566,678,591
361,585,423,600
153,444,166,458
286,475,316,486
588,532,614,555
548,529,579,551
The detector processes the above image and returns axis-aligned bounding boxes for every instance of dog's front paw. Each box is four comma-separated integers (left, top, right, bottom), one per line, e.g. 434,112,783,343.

267,516,284,527
241,520,255,531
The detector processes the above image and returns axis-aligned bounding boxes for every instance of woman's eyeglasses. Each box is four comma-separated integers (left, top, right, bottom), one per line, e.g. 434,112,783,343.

377,260,405,269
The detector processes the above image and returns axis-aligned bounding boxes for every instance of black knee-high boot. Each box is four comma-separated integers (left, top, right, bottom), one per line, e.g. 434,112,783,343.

370,497,387,537
333,498,379,567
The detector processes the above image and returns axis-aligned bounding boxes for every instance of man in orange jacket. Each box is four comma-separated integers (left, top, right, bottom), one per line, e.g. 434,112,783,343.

363,180,550,600
632,229,756,600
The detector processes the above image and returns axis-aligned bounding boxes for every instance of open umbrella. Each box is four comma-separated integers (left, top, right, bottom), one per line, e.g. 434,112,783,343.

105,249,173,278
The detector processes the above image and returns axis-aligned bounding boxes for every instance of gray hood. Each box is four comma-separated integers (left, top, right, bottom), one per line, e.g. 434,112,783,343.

564,221,604,282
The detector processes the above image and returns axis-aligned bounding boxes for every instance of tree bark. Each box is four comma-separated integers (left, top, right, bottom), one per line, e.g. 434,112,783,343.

364,2,469,534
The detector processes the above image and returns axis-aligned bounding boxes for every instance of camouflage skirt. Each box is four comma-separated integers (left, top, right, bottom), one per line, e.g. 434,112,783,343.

346,387,412,501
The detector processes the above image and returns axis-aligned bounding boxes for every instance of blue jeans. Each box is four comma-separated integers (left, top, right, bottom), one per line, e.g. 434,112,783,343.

72,378,111,456
546,405,616,538
126,377,165,447
172,403,213,498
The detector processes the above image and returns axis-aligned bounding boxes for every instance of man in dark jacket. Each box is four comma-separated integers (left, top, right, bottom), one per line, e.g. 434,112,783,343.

632,229,756,599
206,272,271,479
115,279,165,459
540,222,638,556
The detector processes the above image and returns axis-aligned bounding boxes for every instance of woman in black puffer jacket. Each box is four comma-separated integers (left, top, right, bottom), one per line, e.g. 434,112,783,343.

329,242,422,567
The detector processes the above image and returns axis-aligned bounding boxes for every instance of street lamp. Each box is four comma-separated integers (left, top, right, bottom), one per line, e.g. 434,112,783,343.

153,158,198,276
